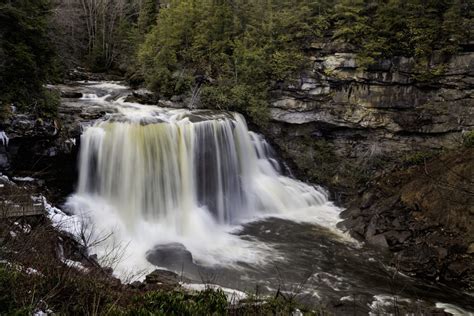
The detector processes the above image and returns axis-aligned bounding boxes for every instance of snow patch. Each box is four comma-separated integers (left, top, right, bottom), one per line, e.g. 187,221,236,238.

13,176,36,182
181,283,248,304
26,267,43,276
36,196,82,236
62,259,89,272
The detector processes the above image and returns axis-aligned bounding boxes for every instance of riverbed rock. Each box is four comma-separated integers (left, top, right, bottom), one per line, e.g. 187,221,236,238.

366,234,389,249
146,243,194,271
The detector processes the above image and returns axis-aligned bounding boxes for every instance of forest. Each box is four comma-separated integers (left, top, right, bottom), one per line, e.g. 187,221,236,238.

1,0,473,120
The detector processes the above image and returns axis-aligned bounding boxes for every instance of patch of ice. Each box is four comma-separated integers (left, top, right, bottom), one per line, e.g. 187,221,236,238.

181,283,247,304
62,259,88,272
435,303,474,316
14,222,31,233
13,176,36,182
37,196,82,237
0,175,14,184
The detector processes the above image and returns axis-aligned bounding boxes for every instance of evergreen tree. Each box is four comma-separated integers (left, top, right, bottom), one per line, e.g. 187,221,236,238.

332,0,370,45
138,0,159,35
0,0,59,117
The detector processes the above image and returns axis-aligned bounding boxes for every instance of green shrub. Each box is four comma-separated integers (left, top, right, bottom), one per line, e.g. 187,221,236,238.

463,131,474,148
403,151,435,166
110,288,228,316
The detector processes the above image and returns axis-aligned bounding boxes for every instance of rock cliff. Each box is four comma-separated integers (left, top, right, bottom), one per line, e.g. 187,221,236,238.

263,43,473,200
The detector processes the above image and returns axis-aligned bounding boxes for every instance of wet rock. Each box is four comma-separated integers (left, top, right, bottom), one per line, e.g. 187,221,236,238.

337,216,365,240
145,269,182,285
146,243,194,270
339,206,361,219
383,230,411,245
130,281,143,289
360,192,375,209
125,89,159,105
60,91,83,98
367,234,389,249
445,260,470,280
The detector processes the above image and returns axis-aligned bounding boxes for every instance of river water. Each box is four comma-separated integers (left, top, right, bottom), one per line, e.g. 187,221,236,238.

58,81,473,315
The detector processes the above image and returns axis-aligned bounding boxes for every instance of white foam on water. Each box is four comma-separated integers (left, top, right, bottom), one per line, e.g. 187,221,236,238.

88,81,129,91
0,131,9,146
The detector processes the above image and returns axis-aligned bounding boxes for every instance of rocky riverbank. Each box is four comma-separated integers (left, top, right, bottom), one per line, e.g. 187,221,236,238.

339,148,473,289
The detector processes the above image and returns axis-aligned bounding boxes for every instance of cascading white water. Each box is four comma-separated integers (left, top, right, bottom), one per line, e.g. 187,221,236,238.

67,88,341,277
77,113,329,233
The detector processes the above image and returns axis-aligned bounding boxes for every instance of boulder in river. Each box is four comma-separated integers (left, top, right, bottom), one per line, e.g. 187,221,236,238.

146,243,194,271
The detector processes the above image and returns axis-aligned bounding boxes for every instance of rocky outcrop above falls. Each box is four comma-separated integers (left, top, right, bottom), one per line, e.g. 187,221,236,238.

338,148,474,289
264,46,474,199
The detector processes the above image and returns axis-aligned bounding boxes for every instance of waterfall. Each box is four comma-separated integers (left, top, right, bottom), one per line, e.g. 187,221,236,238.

68,104,341,275
77,113,329,233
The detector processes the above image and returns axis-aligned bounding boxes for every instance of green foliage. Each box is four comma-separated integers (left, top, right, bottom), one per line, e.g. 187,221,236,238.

0,266,21,313
0,0,60,118
137,0,323,122
463,131,474,148
136,289,227,315
331,0,473,74
404,151,435,166
135,0,472,119
138,0,159,35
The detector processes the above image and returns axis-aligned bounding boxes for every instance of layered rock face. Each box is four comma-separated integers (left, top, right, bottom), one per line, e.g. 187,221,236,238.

264,44,474,198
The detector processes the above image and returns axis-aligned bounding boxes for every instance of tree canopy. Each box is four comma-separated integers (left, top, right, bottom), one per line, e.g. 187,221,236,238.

136,0,473,121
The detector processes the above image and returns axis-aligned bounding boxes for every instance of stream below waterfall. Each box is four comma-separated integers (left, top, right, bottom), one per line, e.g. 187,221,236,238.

55,81,473,315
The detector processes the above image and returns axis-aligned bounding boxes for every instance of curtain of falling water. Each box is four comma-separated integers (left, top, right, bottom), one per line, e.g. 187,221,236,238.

77,113,329,236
